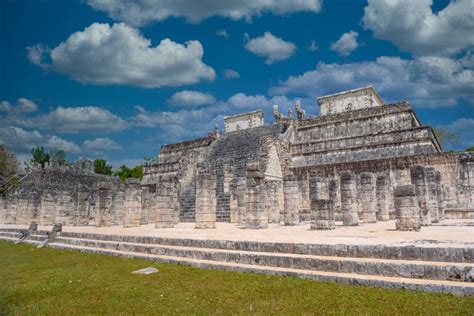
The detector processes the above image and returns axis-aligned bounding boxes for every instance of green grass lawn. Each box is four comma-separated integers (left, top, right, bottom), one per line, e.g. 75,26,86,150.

0,241,473,315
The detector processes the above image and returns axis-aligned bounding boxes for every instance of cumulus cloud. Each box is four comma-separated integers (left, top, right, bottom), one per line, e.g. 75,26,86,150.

362,0,474,56
0,98,38,114
223,69,240,79
271,55,474,108
0,126,81,154
440,118,474,150
46,136,81,153
245,32,296,64
27,23,215,88
29,106,128,134
168,90,216,107
330,31,359,56
83,137,122,153
216,29,229,38
87,0,322,26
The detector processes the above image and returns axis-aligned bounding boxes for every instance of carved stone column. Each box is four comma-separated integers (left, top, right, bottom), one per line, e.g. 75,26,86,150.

265,180,281,223
236,176,247,226
195,169,217,229
425,167,439,223
309,175,335,230
245,163,268,229
435,171,445,220
359,172,377,223
95,182,113,227
394,185,421,231
39,192,56,226
410,165,430,226
340,171,359,226
123,178,142,227
283,172,300,226
376,175,390,221
155,176,176,228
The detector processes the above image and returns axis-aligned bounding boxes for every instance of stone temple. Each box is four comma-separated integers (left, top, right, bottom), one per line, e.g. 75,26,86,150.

1,86,473,294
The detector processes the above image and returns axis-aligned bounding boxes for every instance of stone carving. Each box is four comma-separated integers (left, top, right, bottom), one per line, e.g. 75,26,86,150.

394,185,421,231
340,171,359,226
245,163,268,229
376,175,390,221
123,178,142,227
37,223,63,248
16,222,38,244
273,105,283,123
295,100,305,120
410,166,430,226
359,172,377,223
195,168,217,229
283,172,300,225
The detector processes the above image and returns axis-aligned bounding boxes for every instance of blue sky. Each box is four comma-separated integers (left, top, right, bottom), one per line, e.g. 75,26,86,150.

1,0,473,167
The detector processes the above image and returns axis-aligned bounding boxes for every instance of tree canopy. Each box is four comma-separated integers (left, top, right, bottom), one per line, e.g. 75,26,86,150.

94,159,113,176
114,165,144,182
0,145,19,195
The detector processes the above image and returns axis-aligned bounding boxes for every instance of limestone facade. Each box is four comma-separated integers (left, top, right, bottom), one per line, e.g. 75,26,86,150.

2,87,473,231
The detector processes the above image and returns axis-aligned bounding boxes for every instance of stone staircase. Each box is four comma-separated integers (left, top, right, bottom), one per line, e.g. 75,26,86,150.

0,228,473,295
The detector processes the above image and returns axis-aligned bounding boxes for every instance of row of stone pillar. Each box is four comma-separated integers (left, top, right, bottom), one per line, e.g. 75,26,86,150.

393,165,444,231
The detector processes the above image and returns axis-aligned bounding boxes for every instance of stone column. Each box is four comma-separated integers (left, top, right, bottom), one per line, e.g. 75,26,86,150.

15,192,30,225
309,174,335,229
4,194,18,225
376,175,390,221
265,180,281,223
26,191,41,225
340,171,359,226
56,190,76,225
283,172,300,225
435,171,445,220
245,163,268,229
410,165,430,226
112,189,125,226
229,179,238,223
155,176,176,228
123,178,142,227
39,192,56,226
195,170,217,229
236,176,247,226
359,172,377,223
310,199,335,230
328,179,339,218
425,167,439,223
74,190,90,226
394,185,421,231
95,182,113,227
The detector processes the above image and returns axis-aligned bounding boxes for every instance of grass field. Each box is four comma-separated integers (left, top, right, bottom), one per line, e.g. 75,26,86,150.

0,241,473,315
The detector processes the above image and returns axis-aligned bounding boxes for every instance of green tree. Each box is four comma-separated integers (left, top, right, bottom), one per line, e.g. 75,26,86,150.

433,128,459,149
114,165,144,182
0,145,19,195
94,159,113,176
29,146,50,169
50,149,67,165
466,146,474,152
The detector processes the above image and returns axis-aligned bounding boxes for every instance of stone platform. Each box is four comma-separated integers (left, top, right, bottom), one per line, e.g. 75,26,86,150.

1,220,473,295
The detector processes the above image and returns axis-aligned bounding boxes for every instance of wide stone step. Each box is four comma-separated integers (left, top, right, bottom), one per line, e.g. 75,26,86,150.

1,228,473,264
1,233,472,283
0,236,472,296
51,231,474,263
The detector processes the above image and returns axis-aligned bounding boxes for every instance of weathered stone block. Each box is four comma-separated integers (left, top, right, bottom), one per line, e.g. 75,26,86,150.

340,171,359,226
394,185,421,231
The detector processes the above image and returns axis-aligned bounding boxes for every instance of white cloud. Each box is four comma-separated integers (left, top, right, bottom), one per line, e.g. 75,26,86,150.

83,137,122,153
245,32,296,64
28,23,215,88
223,69,240,79
362,0,474,56
308,40,318,52
168,90,216,107
216,29,229,38
87,0,322,26
0,126,43,152
0,98,37,114
441,118,474,150
271,55,474,108
46,136,81,153
330,31,359,56
0,126,80,154
31,106,128,134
